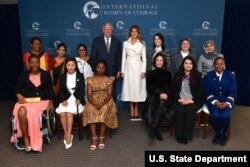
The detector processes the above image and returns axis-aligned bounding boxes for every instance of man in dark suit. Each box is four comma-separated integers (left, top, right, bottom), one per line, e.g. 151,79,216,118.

90,22,122,77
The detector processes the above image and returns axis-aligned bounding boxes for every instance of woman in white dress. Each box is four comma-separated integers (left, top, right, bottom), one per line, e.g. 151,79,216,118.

121,25,147,120
56,58,85,149
75,44,94,101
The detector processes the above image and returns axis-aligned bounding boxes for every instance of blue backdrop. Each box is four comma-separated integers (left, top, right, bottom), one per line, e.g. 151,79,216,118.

18,0,225,108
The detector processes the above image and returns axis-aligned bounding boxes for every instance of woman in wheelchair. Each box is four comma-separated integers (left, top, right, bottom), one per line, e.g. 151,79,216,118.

56,58,85,149
83,60,118,151
143,53,173,142
11,54,54,152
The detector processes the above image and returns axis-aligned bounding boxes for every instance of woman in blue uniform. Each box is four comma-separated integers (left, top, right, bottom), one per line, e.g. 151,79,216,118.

204,57,237,146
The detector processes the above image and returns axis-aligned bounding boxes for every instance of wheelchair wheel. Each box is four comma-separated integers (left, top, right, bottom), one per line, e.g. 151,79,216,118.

43,135,51,144
46,110,56,136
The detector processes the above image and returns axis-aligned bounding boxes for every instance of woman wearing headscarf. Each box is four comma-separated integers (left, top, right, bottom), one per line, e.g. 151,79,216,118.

197,40,224,78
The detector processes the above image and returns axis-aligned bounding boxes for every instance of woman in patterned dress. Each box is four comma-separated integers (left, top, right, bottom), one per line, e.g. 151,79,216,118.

83,60,118,150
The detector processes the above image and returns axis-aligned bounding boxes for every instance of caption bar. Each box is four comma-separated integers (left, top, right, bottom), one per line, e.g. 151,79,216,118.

145,151,249,167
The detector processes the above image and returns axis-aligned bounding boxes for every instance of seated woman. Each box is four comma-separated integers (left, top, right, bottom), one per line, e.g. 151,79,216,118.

204,57,237,146
11,54,54,152
172,56,204,144
143,52,172,141
56,58,85,149
83,60,118,151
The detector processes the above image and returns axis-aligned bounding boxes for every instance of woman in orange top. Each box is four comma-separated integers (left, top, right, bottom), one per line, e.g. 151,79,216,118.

23,37,50,71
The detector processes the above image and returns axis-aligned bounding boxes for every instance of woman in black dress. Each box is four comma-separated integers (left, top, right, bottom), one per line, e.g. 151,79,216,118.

144,52,173,141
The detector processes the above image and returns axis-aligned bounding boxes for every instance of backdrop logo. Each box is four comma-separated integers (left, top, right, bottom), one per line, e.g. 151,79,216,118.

159,21,167,29
54,40,61,48
74,21,82,30
116,21,124,30
116,94,121,101
202,21,210,30
193,21,218,36
150,20,175,36
32,22,40,30
83,1,100,19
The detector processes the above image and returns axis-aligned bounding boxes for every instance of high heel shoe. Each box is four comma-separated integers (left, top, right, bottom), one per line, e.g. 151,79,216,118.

65,135,73,149
98,136,105,149
90,137,97,151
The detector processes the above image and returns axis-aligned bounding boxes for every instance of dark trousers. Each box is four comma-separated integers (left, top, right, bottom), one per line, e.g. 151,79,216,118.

174,103,200,140
150,100,166,130
208,105,232,140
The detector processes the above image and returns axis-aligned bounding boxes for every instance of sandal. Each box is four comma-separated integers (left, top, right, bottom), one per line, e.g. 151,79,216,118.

98,136,105,149
25,146,31,152
90,137,97,151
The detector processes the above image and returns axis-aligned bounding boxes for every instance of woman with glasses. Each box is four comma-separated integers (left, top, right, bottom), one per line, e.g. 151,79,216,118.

75,44,94,101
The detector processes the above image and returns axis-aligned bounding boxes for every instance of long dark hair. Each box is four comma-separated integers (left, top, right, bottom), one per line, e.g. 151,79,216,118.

63,57,80,74
153,33,166,50
176,56,198,85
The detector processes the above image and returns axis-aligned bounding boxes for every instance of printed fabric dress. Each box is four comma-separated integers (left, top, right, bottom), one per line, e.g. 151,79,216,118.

83,77,118,129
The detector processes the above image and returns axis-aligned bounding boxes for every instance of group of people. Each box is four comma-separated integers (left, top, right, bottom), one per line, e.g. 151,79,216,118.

11,22,237,153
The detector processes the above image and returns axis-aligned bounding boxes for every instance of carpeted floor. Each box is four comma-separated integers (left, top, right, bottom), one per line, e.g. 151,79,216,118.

0,101,249,167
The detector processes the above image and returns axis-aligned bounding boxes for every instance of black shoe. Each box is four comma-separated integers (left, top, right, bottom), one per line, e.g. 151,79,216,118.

212,135,220,145
182,138,190,144
220,138,227,146
155,130,163,141
176,137,183,143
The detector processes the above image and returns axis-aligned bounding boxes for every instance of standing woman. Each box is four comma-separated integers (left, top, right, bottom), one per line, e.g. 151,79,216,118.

121,25,147,120
83,60,118,150
171,38,197,76
172,56,204,144
50,43,67,104
204,57,237,146
75,44,94,101
197,40,224,78
147,33,171,72
75,44,93,78
11,55,54,152
23,37,50,71
56,58,85,149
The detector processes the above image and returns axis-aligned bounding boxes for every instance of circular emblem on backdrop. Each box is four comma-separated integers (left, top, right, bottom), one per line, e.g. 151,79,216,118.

32,22,40,30
74,21,82,30
116,21,124,30
54,41,61,49
202,21,210,30
116,94,121,101
83,1,100,19
159,21,167,29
